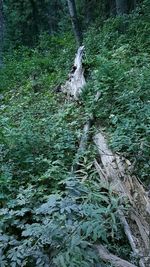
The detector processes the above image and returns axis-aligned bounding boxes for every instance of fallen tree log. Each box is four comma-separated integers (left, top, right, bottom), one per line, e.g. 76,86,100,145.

62,47,150,267
94,132,150,267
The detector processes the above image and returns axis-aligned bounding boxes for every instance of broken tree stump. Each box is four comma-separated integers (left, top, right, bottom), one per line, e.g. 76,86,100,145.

61,46,86,100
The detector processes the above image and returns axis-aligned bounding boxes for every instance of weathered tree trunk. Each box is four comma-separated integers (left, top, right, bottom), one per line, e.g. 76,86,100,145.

94,132,150,267
116,0,128,15
61,45,86,99
0,0,4,67
62,48,150,267
67,0,83,47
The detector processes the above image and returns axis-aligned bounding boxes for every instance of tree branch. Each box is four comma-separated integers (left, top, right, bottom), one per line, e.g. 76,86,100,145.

96,245,137,267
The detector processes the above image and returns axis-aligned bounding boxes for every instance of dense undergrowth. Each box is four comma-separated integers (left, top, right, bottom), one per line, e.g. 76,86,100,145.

0,3,150,266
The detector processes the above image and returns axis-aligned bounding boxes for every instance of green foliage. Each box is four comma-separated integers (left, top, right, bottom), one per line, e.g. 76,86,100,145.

3,0,68,48
0,34,81,203
0,1,150,266
0,90,85,199
0,33,75,92
84,4,150,182
0,176,125,267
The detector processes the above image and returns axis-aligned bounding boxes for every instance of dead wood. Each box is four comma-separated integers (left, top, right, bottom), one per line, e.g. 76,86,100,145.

72,92,102,172
62,47,150,266
94,131,150,267
72,118,92,172
96,245,137,267
118,210,138,254
61,46,86,100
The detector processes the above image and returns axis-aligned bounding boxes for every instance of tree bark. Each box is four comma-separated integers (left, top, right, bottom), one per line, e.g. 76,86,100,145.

61,45,86,99
96,245,137,267
84,0,93,24
128,0,137,12
0,0,4,67
67,0,83,47
116,0,128,15
94,132,150,267
109,0,116,16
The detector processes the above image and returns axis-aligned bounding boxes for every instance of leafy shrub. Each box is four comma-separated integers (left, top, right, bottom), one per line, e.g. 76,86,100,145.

84,7,150,183
0,176,125,267
0,3,150,266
